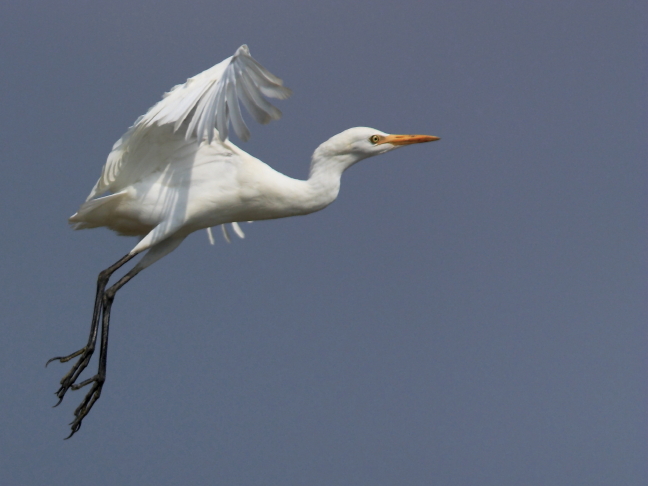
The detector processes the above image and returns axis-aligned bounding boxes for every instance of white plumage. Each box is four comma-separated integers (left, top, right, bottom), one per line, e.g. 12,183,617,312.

50,45,439,437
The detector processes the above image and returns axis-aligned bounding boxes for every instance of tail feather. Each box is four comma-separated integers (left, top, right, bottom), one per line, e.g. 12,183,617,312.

69,191,128,230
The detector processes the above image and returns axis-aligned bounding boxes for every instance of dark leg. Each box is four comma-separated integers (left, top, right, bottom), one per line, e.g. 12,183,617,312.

50,235,186,438
47,253,135,407
65,268,139,438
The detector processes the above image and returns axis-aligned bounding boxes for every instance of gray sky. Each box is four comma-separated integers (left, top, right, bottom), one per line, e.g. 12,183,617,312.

1,1,646,485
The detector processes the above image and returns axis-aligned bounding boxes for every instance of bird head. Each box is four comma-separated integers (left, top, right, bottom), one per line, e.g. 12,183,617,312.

310,127,440,176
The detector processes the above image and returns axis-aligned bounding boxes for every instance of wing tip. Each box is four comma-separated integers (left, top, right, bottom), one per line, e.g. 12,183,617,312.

236,45,250,56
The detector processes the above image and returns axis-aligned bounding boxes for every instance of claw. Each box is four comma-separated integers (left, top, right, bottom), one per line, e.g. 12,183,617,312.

51,252,138,438
47,346,95,408
46,348,85,367
64,377,104,439
65,419,83,439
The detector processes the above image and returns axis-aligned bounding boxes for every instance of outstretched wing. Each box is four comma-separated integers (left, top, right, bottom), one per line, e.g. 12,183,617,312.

86,45,291,200
141,45,291,144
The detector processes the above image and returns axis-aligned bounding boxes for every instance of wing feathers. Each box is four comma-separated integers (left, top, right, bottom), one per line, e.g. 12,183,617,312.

87,45,290,200
181,45,291,143
226,77,250,142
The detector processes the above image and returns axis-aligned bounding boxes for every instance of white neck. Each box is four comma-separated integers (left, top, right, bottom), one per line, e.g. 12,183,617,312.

299,151,364,215
248,126,399,221
241,143,366,222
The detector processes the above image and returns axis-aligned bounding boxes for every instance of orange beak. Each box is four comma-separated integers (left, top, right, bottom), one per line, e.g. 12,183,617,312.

379,134,440,146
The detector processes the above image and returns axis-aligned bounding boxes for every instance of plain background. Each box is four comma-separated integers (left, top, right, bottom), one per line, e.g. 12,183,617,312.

1,1,645,485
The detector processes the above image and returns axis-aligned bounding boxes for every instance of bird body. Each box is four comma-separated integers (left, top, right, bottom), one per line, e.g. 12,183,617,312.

50,45,439,437
70,124,410,257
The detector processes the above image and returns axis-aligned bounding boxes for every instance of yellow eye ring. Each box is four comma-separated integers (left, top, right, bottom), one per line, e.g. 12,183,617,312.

369,135,381,144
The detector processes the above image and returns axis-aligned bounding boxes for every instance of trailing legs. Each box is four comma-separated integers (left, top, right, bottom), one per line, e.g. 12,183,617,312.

46,253,138,437
65,266,141,437
48,234,186,438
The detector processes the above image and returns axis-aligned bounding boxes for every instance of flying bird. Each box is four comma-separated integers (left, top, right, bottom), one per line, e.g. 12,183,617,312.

48,45,440,437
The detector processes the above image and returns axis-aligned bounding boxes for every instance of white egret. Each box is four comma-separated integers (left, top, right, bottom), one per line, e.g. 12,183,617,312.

48,45,440,437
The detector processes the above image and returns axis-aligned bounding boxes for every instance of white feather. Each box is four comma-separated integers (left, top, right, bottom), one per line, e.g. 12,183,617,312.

86,45,291,201
221,225,231,244
231,222,245,239
206,227,215,245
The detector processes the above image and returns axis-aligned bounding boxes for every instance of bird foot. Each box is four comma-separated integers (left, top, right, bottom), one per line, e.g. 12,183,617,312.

46,347,85,366
65,375,105,439
46,346,95,406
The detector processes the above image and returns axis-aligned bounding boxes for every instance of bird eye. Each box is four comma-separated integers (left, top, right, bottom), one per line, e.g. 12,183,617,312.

369,135,381,144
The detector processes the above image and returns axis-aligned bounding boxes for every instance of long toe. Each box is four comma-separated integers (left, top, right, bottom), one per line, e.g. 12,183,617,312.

46,347,86,367
50,346,96,406
65,377,104,439
71,374,104,391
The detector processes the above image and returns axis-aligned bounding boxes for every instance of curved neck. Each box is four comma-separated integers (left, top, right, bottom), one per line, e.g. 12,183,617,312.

251,147,365,221
302,152,361,214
